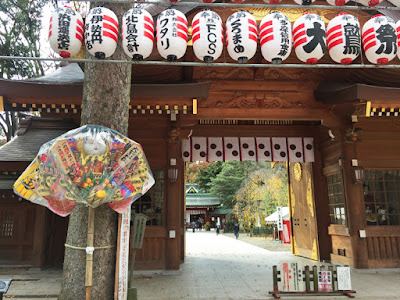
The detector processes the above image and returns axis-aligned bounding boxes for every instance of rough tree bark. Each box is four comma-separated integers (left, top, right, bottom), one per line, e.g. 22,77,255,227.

59,2,132,299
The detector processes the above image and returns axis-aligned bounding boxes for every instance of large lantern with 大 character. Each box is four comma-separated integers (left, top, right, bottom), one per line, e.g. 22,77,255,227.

122,8,154,60
326,0,349,5
48,6,84,58
293,13,326,64
359,0,382,6
260,12,292,64
192,10,223,62
85,7,119,59
156,9,188,61
362,15,397,65
327,13,361,64
13,125,155,216
226,10,258,63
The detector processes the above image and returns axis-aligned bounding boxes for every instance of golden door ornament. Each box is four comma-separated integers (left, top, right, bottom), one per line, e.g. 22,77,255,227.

307,178,314,218
294,162,302,182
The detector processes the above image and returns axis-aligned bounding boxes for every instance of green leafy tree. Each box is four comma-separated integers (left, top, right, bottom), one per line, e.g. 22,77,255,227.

0,0,49,141
0,0,47,79
196,161,223,192
185,162,213,184
209,161,263,208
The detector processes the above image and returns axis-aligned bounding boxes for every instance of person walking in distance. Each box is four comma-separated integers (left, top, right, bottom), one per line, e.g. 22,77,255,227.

216,224,220,235
234,222,239,239
192,221,196,233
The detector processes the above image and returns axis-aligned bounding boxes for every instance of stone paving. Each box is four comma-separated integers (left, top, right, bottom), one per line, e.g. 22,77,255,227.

135,231,400,300
1,230,399,299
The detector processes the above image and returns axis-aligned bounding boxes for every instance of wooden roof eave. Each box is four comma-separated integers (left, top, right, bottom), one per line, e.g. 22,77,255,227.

314,82,400,104
0,79,211,106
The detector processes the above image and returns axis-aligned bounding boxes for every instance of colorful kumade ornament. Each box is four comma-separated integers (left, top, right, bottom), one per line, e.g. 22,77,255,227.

48,6,84,58
192,10,223,62
293,0,316,5
85,7,119,59
14,125,155,216
293,13,326,64
260,12,292,64
156,9,188,61
226,10,258,63
326,0,349,5
362,15,397,65
122,8,154,60
397,20,400,60
327,13,361,64
359,0,382,7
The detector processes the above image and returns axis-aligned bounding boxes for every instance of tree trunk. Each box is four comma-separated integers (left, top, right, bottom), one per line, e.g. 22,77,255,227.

59,2,132,299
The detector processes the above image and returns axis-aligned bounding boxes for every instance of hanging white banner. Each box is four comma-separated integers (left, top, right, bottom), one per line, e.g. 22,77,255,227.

118,208,131,300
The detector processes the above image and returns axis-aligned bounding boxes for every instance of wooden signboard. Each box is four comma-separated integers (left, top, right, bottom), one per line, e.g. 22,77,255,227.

281,262,304,292
337,267,352,291
277,206,283,231
318,271,333,291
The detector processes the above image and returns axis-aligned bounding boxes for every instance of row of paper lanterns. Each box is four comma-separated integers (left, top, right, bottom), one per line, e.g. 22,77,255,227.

49,6,399,65
154,0,382,6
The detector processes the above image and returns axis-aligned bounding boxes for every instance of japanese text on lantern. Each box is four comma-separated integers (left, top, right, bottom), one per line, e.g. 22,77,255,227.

229,13,245,54
57,12,71,50
86,8,103,50
279,19,290,56
125,10,140,52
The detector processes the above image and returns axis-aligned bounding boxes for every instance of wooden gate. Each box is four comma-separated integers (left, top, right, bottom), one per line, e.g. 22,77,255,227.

289,162,319,260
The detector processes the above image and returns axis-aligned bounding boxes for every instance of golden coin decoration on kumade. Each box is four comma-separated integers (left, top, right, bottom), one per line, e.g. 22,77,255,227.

13,125,155,216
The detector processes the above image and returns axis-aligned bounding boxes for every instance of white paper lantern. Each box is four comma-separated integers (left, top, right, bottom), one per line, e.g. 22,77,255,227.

49,6,84,58
359,0,382,6
192,10,223,62
260,12,292,64
362,15,397,65
201,0,216,2
397,20,400,60
85,7,119,59
226,11,258,63
293,13,326,64
326,0,349,5
293,0,316,5
122,8,154,60
231,0,245,3
156,9,188,61
327,13,361,64
263,0,282,3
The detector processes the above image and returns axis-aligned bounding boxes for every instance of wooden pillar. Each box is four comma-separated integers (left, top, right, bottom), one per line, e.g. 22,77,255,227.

341,138,369,268
166,126,183,270
32,206,47,268
180,166,186,262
